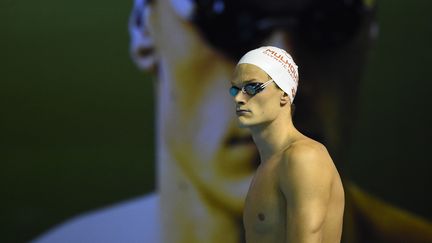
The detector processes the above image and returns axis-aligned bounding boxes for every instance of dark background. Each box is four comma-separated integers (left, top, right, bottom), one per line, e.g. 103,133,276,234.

1,0,431,242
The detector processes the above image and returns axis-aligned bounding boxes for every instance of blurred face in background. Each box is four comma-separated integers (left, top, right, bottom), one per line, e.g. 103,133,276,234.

129,0,374,214
130,0,261,215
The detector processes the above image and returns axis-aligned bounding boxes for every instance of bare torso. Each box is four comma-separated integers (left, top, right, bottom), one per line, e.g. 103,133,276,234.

243,138,345,243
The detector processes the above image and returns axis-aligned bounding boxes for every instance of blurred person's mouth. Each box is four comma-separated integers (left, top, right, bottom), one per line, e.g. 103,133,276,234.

226,133,254,146
224,131,260,169
137,46,154,57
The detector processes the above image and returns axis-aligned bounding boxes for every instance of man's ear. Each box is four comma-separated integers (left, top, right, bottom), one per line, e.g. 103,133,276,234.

280,91,290,106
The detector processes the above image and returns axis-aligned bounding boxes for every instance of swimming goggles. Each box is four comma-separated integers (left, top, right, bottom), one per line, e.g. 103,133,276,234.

229,79,274,97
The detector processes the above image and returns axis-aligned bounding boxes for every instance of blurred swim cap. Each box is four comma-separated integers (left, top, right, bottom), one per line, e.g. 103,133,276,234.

238,46,299,103
190,0,375,59
129,0,376,62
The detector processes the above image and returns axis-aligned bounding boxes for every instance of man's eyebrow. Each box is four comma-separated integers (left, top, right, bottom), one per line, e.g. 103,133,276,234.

231,79,257,86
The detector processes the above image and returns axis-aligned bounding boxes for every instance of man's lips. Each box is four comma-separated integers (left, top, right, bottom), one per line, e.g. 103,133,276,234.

236,108,250,115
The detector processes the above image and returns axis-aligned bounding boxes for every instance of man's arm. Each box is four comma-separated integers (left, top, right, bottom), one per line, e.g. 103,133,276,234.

279,144,333,243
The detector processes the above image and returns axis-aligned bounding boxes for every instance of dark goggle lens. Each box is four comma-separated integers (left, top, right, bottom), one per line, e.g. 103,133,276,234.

244,83,260,95
229,86,240,96
229,83,263,97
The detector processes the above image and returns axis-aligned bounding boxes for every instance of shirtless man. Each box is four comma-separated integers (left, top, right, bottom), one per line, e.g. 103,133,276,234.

231,46,344,243
33,1,432,242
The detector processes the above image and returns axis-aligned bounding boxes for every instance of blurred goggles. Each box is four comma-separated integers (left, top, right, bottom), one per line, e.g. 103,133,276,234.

229,79,274,97
132,0,373,60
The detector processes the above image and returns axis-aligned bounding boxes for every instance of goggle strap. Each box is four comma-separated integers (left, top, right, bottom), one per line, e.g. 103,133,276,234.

260,79,274,89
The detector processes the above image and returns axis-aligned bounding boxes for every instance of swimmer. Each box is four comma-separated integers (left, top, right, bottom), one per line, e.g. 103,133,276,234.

230,46,345,243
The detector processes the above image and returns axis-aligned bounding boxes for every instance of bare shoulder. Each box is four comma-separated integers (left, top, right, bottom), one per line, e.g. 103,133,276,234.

278,138,335,185
284,138,332,168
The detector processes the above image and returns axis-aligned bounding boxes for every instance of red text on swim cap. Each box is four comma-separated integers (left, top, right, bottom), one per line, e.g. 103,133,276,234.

263,48,298,83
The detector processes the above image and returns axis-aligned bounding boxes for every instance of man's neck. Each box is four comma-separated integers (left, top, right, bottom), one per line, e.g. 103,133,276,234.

250,115,300,163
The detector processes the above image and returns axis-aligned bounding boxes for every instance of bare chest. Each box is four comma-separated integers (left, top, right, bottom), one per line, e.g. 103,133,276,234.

243,163,286,235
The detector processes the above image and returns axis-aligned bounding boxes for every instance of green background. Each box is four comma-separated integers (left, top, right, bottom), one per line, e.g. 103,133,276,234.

348,0,432,221
1,0,431,242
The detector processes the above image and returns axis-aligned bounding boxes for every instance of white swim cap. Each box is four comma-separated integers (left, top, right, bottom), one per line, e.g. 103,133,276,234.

237,46,299,103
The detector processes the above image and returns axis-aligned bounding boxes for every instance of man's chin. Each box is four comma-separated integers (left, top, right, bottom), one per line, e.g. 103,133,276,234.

237,118,253,128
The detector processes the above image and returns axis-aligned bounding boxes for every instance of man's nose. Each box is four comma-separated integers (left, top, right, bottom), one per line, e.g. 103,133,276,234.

234,91,247,105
